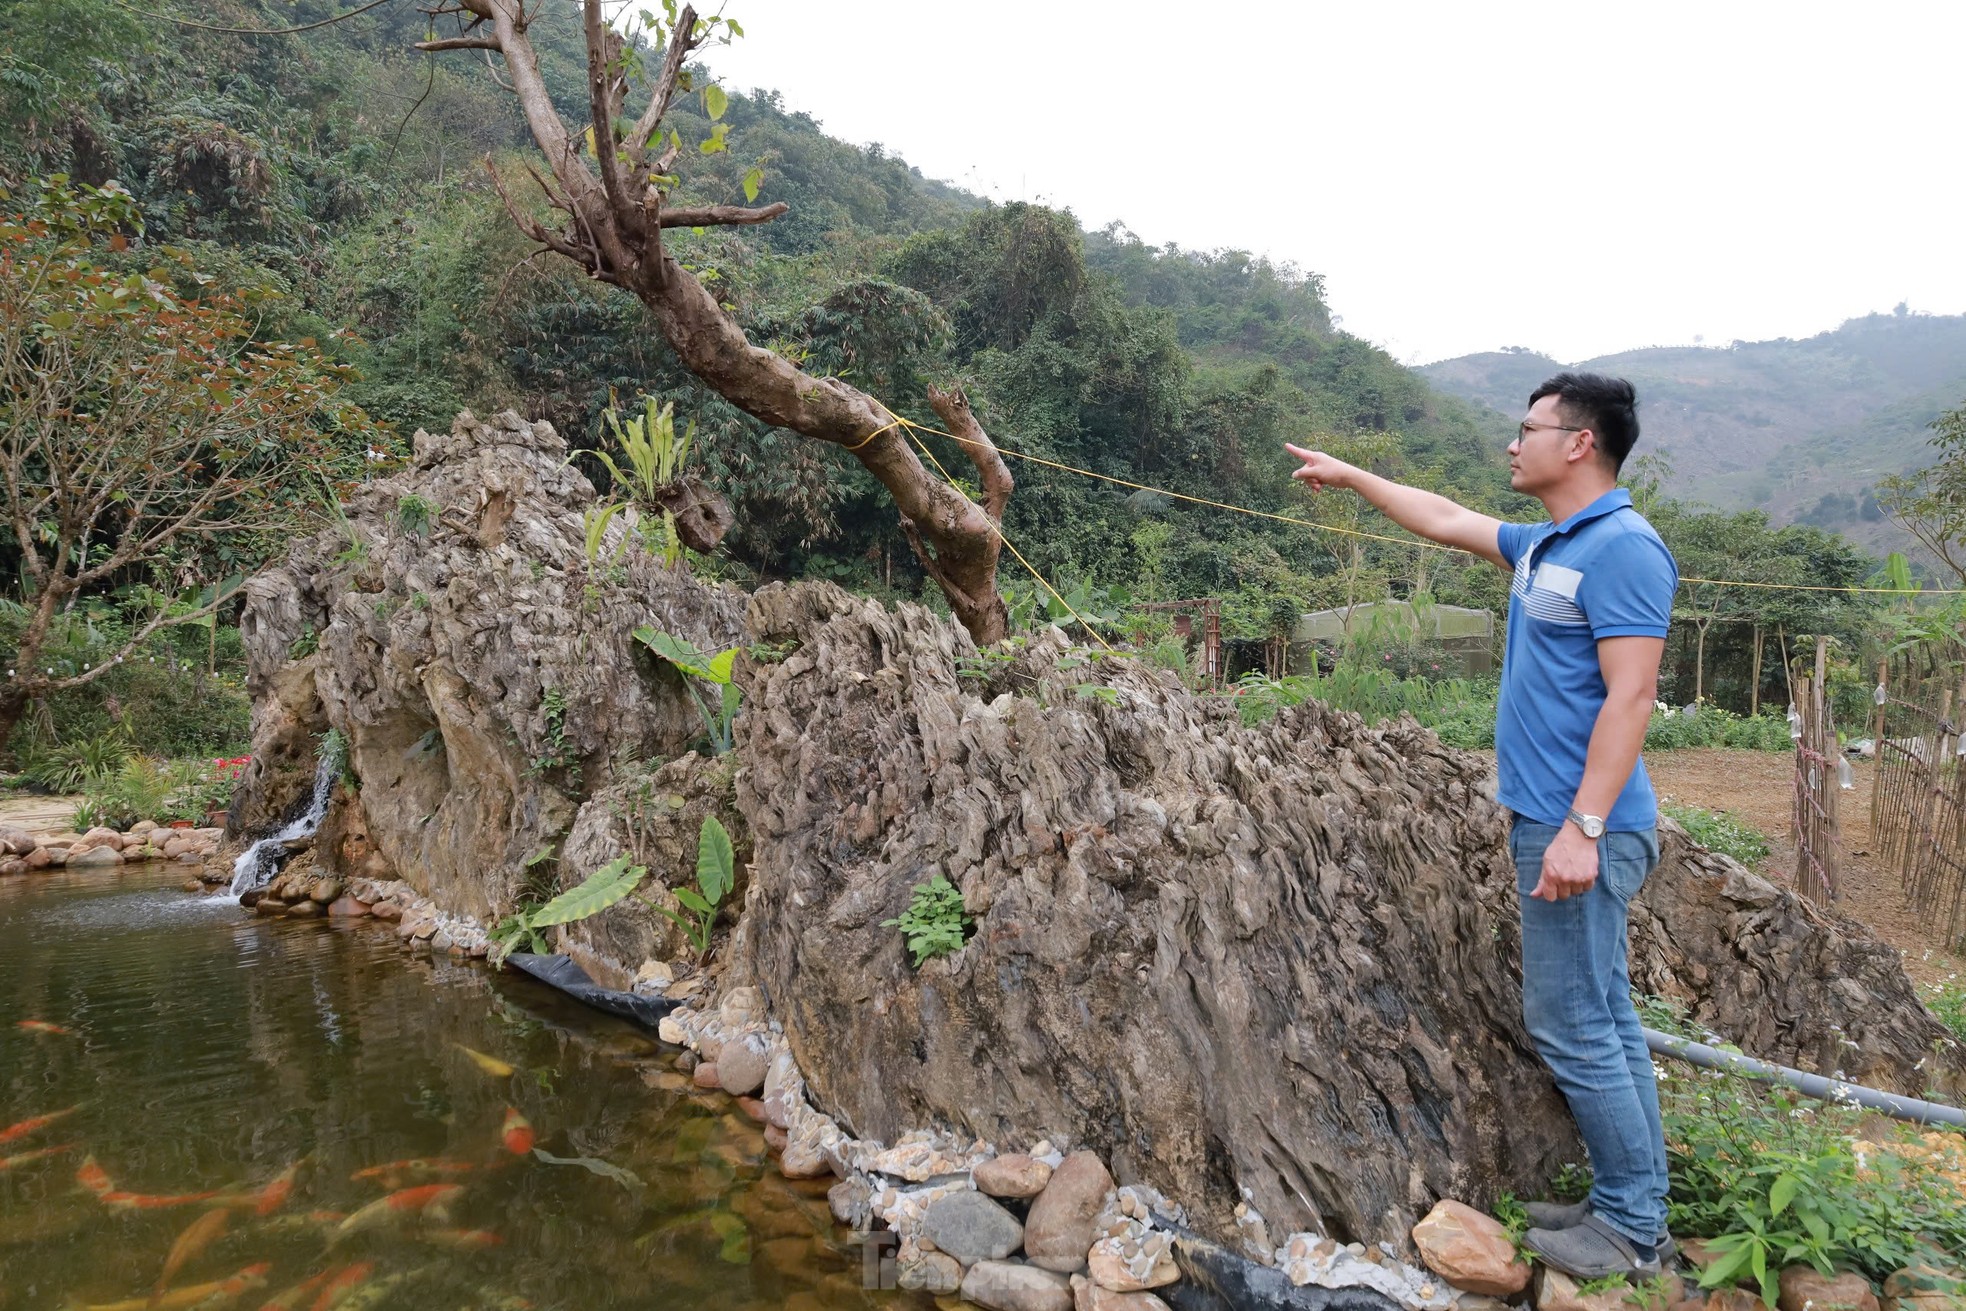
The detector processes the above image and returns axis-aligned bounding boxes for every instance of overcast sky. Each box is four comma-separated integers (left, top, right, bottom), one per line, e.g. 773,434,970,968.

707,1,1965,365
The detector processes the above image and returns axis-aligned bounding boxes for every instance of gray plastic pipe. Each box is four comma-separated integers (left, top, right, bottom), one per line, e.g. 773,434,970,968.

1643,1027,1966,1129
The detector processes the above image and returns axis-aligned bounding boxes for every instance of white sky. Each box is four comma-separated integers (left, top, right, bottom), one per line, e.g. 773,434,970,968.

707,1,1966,365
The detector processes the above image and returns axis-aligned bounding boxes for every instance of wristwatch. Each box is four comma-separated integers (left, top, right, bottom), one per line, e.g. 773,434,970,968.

1566,808,1606,839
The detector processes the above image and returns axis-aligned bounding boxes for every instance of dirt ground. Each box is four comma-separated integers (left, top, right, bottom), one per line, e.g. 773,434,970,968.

1646,749,1966,990
0,794,78,835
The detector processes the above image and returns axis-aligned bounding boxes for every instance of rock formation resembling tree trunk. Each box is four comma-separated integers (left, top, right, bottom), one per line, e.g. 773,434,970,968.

418,1,1013,643
731,582,1966,1252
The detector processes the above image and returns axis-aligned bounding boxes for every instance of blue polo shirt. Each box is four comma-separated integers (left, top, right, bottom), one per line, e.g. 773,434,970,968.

1494,488,1677,831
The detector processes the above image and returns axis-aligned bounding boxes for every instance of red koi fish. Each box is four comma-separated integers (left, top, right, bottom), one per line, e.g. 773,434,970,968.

499,1107,533,1156
0,1141,73,1169
418,1227,502,1250
150,1206,231,1307
81,1262,271,1311
0,1105,78,1144
78,1154,115,1196
330,1183,462,1243
347,1158,474,1187
254,1159,306,1216
255,1269,333,1311
17,1019,75,1036
306,1262,375,1311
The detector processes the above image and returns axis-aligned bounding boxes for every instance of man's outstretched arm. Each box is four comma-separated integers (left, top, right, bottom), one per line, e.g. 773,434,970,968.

1284,444,1508,569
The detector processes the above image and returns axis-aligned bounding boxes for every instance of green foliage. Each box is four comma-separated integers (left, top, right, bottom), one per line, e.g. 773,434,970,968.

652,815,736,956
528,687,580,788
882,873,973,967
17,729,129,793
75,755,183,830
1661,802,1771,866
594,395,697,500
1643,704,1794,752
395,493,436,537
1662,1069,1966,1303
1923,977,1966,1042
1231,669,1499,749
633,628,741,754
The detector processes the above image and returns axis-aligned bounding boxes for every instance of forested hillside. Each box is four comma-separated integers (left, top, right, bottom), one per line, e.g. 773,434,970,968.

1422,312,1966,554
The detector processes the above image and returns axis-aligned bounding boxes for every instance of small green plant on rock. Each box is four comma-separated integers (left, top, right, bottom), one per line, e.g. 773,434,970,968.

883,874,973,967
634,628,740,754
652,815,735,955
1922,976,1966,1042
395,493,436,537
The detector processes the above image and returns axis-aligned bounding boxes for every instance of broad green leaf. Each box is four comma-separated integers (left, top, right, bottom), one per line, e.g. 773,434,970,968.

1768,1173,1798,1216
528,854,648,928
45,310,76,330
634,626,714,679
706,647,737,685
697,815,734,903
704,84,727,120
672,886,712,914
1700,1243,1754,1290
742,168,763,202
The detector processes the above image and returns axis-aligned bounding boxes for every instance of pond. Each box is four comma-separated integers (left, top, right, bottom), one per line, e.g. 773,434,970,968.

0,865,897,1311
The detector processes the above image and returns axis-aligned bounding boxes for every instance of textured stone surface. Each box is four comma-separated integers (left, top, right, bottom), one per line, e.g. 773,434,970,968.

1023,1151,1114,1273
1071,1276,1173,1311
717,1034,771,1097
1777,1267,1880,1311
1408,1200,1527,1297
961,1260,1073,1311
976,1153,1054,1199
233,410,747,924
921,1189,1025,1265
734,582,1966,1248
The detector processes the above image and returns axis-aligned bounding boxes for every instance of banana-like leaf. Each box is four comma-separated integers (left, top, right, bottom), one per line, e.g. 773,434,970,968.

527,854,648,929
634,626,714,679
696,815,734,904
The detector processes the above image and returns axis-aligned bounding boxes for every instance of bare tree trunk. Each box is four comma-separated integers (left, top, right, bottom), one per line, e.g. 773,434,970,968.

1695,618,1710,703
1750,624,1764,717
425,2,1013,644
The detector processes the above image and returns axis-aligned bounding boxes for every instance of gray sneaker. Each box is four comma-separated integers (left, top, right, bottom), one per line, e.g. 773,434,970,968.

1522,1200,1675,1263
1524,1215,1664,1282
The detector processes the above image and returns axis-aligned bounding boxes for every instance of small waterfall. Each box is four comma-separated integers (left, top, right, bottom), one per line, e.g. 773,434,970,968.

228,752,338,897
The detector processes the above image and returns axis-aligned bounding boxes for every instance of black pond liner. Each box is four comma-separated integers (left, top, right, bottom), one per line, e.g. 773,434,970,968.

1165,1228,1404,1311
503,952,679,1030
506,954,1405,1311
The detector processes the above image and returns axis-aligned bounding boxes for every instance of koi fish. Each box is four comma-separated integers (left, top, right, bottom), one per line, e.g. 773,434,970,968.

454,1045,514,1078
329,1183,462,1243
150,1207,231,1307
305,1262,374,1311
17,1019,75,1036
417,1227,501,1250
255,1269,332,1311
0,1105,78,1144
0,1142,73,1170
499,1107,533,1156
347,1158,474,1187
77,1155,114,1197
254,1159,306,1216
102,1188,237,1211
79,1262,271,1311
253,1210,345,1237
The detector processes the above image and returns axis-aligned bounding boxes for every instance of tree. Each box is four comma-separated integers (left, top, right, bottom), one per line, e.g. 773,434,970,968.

0,176,370,746
418,2,1015,643
1877,399,1966,586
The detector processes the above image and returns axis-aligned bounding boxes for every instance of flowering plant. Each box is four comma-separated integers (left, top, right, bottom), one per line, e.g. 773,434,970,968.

162,755,249,825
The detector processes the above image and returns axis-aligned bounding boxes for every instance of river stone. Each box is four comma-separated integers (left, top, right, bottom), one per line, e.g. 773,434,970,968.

976,1153,1053,1199
308,877,343,904
67,846,122,867
717,1035,770,1096
1086,1231,1177,1293
371,901,402,921
1024,1152,1114,1273
963,1260,1074,1311
327,897,368,917
255,897,288,916
25,847,52,870
921,1189,1025,1265
898,1250,963,1294
0,826,36,855
827,1176,873,1230
73,826,123,853
0,858,24,877
1409,1200,1528,1297
1777,1268,1879,1311
131,820,157,835
692,1062,722,1089
1071,1275,1174,1311
1538,1269,1685,1311
288,900,323,918
761,1048,804,1130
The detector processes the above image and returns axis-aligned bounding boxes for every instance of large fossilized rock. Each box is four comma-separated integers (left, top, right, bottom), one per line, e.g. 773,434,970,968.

734,581,1964,1252
234,409,746,920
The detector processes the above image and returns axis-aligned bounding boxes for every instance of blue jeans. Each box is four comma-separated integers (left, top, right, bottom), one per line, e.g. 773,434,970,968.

1510,815,1669,1246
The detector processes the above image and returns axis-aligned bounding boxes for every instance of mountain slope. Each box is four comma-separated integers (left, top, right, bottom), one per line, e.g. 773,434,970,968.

1420,313,1966,553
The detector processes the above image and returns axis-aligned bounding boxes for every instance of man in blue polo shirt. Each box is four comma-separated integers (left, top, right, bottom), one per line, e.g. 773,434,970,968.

1285,372,1676,1282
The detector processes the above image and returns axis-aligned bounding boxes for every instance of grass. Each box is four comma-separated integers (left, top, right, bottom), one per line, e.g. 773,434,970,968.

1660,801,1772,866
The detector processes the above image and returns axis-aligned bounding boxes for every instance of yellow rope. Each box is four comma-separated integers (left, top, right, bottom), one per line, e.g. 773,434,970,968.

903,429,1116,652
843,412,908,453
885,412,1966,598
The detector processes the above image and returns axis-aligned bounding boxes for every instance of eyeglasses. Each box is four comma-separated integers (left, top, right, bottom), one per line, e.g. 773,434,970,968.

1517,420,1585,441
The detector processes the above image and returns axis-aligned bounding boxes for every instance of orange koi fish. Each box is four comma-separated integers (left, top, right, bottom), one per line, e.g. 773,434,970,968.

255,1269,332,1311
17,1019,75,1036
254,1159,306,1216
80,1262,271,1311
150,1207,231,1307
330,1183,462,1243
499,1107,533,1156
347,1158,474,1187
417,1227,501,1250
0,1105,78,1144
0,1142,73,1169
77,1155,115,1197
306,1263,374,1311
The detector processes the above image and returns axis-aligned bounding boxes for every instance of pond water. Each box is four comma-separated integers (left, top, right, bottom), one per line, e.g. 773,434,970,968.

0,865,898,1311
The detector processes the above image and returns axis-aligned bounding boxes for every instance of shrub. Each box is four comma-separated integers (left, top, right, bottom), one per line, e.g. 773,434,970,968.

1645,704,1793,752
883,874,973,967
1661,802,1771,866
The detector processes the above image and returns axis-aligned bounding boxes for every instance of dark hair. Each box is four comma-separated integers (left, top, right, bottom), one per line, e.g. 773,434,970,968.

1529,372,1639,471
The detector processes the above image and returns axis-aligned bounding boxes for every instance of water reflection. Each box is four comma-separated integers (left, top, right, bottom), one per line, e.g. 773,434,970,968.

0,866,896,1310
